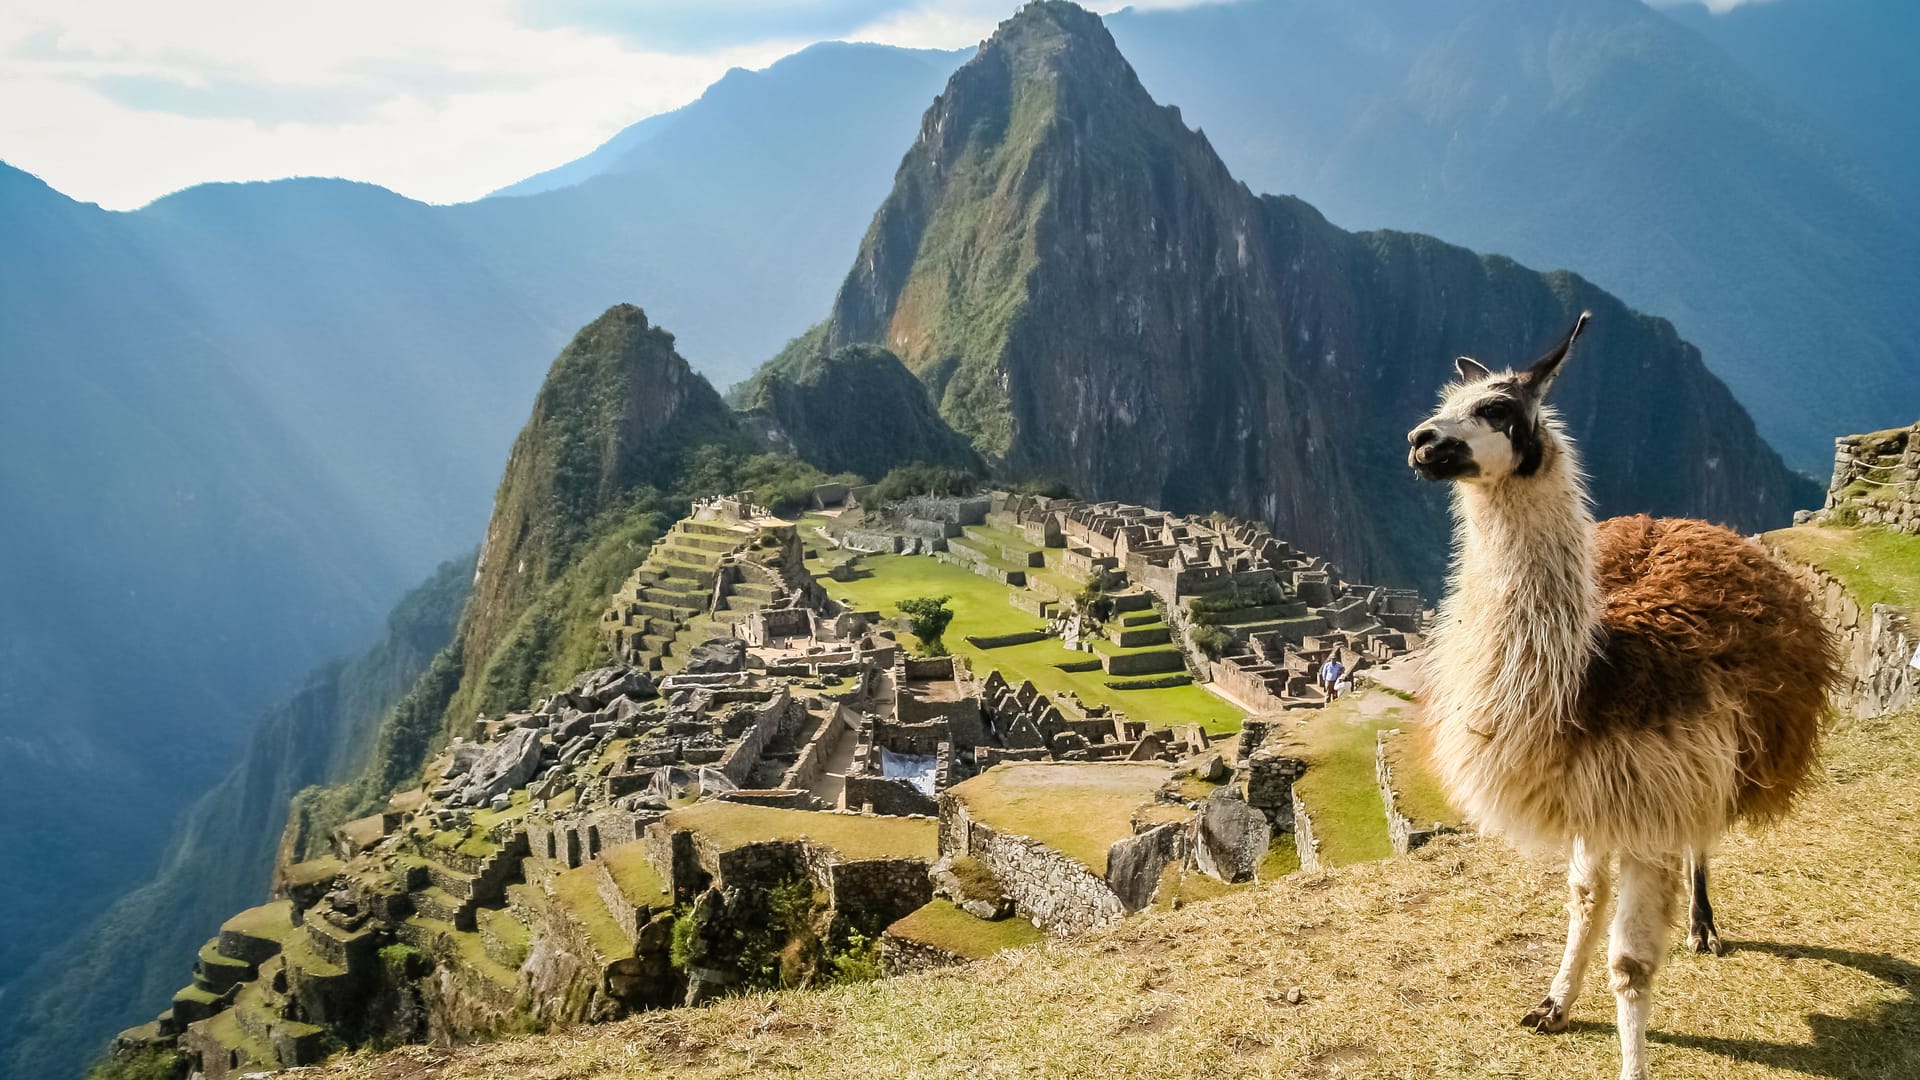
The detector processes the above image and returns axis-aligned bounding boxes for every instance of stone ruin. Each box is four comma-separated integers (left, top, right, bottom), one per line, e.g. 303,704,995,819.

995,492,1424,710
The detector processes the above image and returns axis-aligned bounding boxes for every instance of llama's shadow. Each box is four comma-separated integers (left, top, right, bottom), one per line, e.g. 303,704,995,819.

1650,941,1918,1078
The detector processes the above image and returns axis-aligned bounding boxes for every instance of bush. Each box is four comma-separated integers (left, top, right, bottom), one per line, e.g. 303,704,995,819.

1190,625,1232,659
897,595,955,653
85,1048,186,1080
1076,583,1113,623
826,930,883,985
874,462,980,503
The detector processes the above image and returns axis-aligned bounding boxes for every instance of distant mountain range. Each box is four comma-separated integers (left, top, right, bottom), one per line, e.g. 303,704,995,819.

0,1,1908,1074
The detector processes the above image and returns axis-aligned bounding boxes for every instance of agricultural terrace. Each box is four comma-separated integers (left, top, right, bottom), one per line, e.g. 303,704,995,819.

801,543,1241,734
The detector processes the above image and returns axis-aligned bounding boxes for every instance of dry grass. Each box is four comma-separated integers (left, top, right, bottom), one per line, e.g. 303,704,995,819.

299,706,1920,1080
947,762,1173,874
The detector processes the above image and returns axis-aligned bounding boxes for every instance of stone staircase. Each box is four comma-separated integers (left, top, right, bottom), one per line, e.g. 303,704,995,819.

603,518,787,673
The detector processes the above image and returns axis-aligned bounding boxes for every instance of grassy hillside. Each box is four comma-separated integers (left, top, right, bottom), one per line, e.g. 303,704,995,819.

297,703,1918,1079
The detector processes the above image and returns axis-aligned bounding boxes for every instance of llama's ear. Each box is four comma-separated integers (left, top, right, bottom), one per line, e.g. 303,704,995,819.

1520,311,1590,396
1454,356,1491,383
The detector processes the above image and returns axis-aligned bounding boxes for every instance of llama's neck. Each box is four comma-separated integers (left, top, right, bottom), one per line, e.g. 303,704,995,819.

1431,443,1599,739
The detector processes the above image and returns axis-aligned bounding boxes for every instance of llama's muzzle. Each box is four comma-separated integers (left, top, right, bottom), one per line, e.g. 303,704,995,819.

1408,425,1473,480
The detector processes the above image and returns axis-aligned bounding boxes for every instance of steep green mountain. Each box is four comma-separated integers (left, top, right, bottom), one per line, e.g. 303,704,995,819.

0,44,957,1050
735,338,983,480
1101,0,1919,471
815,0,1814,587
0,558,471,1080
285,304,756,860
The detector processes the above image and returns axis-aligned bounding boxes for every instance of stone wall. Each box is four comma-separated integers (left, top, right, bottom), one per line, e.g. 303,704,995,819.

1814,423,1920,534
781,707,857,792
845,774,939,817
1375,730,1451,856
715,688,800,787
938,794,1125,935
879,931,969,977
1773,555,1918,719
1291,789,1324,873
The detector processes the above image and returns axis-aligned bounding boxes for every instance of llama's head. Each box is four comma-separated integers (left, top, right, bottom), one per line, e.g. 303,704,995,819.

1407,312,1589,484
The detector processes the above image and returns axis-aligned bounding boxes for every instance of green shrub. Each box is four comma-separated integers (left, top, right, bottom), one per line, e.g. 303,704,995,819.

827,930,883,985
1190,625,1232,659
85,1048,185,1080
897,595,955,654
874,462,980,503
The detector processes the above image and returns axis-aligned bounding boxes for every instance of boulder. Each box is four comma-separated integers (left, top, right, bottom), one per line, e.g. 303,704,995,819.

1195,788,1271,883
649,765,694,805
457,727,543,807
441,743,486,780
684,637,747,674
1106,821,1189,912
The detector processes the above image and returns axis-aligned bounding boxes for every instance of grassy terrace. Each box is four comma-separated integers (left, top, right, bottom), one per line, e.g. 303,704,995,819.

316,701,1920,1080
1379,727,1460,831
1767,524,1920,612
887,899,1045,960
548,864,633,961
1285,692,1417,867
947,762,1172,875
221,900,295,942
662,803,937,862
807,550,1240,733
601,842,669,908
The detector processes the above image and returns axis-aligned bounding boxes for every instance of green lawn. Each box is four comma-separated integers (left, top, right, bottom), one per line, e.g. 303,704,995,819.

1286,693,1413,867
662,802,937,862
1767,524,1920,612
1378,728,1460,831
813,553,1241,734
948,762,1172,875
600,842,669,909
547,868,633,961
886,899,1045,959
221,900,295,942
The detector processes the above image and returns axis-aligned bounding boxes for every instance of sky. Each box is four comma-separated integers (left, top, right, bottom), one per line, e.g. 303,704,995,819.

0,0,1770,211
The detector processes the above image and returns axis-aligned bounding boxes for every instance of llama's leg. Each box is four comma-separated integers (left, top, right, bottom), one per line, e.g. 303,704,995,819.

1609,854,1680,1080
1523,835,1610,1033
1684,851,1723,955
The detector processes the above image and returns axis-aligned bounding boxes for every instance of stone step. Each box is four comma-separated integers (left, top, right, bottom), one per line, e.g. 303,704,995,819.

195,939,254,993
656,545,717,568
217,901,295,966
477,907,531,969
303,917,377,969
669,533,740,554
633,601,692,623
427,860,481,899
170,984,223,1025
726,582,779,603
679,520,746,539
408,887,465,925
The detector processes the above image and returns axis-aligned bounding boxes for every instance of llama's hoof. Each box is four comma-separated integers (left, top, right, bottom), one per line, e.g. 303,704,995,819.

1688,924,1725,956
1521,997,1568,1033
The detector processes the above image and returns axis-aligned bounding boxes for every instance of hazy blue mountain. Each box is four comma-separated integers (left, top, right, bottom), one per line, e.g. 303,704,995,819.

442,41,970,387
1663,0,1920,205
0,557,470,1080
0,44,964,1070
1101,0,1919,472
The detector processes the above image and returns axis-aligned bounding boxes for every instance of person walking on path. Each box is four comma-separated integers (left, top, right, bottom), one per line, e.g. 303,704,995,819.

1319,655,1346,701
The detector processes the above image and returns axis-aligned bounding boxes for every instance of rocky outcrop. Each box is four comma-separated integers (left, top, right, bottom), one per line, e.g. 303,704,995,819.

736,342,983,480
809,0,1816,588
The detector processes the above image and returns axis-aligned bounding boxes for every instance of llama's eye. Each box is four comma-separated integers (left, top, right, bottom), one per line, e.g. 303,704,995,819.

1475,402,1511,424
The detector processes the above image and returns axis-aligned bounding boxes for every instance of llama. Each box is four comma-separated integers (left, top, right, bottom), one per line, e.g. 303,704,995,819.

1406,313,1836,1080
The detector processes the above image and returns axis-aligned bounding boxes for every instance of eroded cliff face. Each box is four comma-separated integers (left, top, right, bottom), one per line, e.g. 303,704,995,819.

817,0,1816,586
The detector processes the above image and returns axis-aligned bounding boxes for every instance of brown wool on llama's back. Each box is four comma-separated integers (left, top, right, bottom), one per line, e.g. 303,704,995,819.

1581,515,1838,823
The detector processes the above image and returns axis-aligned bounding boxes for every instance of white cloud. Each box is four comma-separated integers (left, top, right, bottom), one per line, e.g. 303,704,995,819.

0,0,1228,210
0,0,801,209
